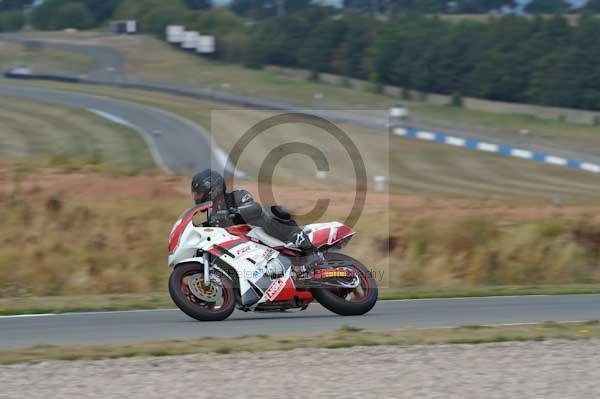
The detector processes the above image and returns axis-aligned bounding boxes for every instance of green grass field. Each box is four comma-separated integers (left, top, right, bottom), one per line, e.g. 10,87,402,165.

412,104,600,156
21,31,396,109
0,41,93,76
17,32,600,149
0,95,155,171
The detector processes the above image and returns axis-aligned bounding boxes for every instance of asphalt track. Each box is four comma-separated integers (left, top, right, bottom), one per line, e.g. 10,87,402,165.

0,85,225,174
0,295,598,349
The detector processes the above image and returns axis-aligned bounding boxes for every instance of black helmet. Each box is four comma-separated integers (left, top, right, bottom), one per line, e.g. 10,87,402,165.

191,169,226,205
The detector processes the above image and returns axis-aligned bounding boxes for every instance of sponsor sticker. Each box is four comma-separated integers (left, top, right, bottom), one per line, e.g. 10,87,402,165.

264,278,286,301
253,264,266,279
236,245,252,256
262,248,275,259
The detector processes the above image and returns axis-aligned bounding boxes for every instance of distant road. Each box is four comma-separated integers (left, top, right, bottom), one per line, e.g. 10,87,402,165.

0,85,220,174
3,34,600,166
0,295,599,349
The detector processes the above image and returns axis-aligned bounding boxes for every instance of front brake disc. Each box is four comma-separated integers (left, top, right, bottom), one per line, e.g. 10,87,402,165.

188,273,223,302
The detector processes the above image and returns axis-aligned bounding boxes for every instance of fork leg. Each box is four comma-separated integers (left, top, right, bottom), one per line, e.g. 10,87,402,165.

203,252,210,285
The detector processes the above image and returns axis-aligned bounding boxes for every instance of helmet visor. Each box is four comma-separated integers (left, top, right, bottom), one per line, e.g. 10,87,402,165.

192,190,210,205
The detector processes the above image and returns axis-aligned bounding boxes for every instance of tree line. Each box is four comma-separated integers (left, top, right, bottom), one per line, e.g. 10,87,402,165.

118,1,600,111
0,0,209,31
3,0,600,32
1,0,600,110
374,13,600,110
237,8,600,111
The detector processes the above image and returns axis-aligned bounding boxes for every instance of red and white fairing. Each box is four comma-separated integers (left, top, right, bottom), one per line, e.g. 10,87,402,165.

168,205,355,307
303,222,355,249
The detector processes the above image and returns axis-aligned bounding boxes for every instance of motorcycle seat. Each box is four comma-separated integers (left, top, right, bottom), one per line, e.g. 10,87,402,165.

247,227,290,249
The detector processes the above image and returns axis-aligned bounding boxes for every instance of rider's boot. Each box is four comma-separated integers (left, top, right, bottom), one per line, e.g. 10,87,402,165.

300,246,324,271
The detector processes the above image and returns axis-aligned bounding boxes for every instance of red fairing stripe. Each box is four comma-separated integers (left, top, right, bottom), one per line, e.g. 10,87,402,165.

218,237,248,249
310,225,354,248
226,225,252,236
269,278,312,302
208,248,223,257
310,228,331,248
334,225,354,241
168,203,211,254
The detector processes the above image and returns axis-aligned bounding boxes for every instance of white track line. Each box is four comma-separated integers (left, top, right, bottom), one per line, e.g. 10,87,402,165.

0,313,57,319
88,109,136,129
87,108,172,173
0,308,176,319
2,294,599,319
428,320,596,330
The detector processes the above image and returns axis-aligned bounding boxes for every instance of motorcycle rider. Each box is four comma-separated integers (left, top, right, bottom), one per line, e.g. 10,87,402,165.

190,169,319,260
191,168,261,226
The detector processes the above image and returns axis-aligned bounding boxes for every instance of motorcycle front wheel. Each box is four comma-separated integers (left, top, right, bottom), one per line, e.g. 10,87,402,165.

169,262,236,321
311,253,378,316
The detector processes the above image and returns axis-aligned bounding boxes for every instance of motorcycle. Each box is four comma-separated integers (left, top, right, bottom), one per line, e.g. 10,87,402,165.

167,202,378,321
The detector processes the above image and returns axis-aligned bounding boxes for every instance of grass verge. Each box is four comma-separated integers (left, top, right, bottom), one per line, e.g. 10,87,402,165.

3,285,600,316
0,41,93,76
378,285,600,300
0,95,155,171
1,321,598,364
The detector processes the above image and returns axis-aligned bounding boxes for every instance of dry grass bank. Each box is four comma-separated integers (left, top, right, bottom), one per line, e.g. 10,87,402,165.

11,32,600,146
1,163,600,297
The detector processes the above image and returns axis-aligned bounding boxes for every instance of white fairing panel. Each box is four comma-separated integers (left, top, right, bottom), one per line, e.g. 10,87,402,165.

168,224,238,267
169,224,281,305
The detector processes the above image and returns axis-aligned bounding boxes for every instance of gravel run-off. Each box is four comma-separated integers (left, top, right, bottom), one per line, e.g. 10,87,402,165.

1,340,599,399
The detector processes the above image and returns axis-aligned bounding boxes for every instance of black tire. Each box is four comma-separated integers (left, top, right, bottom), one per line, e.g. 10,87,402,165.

169,262,236,321
311,253,378,316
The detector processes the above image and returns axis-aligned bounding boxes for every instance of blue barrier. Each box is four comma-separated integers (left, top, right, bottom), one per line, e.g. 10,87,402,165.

391,125,600,174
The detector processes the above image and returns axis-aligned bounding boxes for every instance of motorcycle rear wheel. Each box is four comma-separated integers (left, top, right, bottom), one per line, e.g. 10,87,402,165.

169,262,236,321
311,253,378,316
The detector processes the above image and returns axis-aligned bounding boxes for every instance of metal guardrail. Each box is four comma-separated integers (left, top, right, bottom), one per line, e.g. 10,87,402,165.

3,71,80,83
